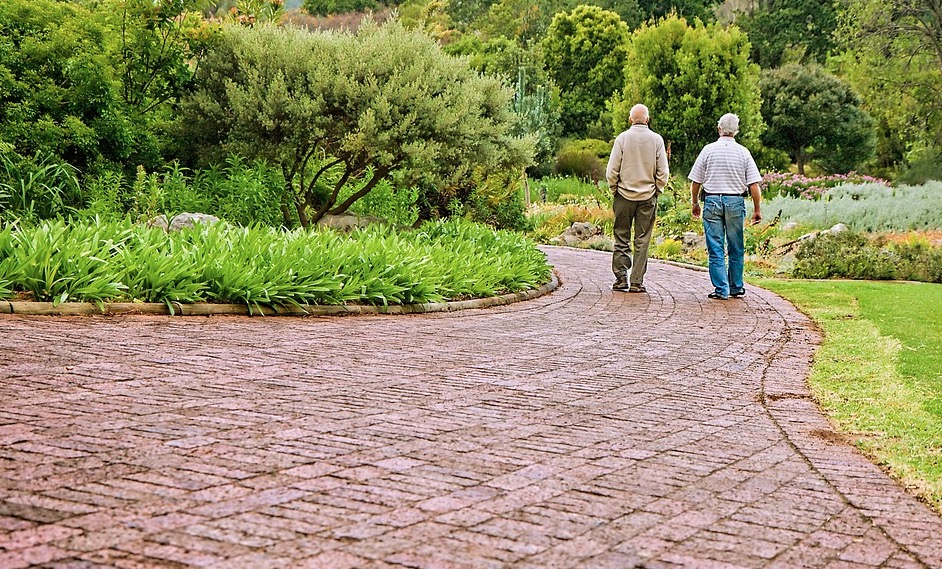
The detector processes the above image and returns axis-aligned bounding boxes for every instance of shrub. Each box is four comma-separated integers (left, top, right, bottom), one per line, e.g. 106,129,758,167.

0,150,81,223
564,138,612,159
653,238,683,259
765,182,942,232
554,149,605,181
195,156,288,227
760,171,889,200
793,230,898,281
896,147,942,185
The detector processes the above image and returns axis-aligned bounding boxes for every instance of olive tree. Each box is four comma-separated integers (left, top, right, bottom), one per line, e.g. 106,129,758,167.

180,21,533,227
759,64,874,174
613,15,763,169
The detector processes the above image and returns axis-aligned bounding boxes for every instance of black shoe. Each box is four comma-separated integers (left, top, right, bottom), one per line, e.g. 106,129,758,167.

628,284,646,293
730,289,745,298
708,292,729,300
612,280,631,292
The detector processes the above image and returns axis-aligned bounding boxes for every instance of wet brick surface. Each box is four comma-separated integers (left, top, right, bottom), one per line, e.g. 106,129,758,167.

1,246,940,568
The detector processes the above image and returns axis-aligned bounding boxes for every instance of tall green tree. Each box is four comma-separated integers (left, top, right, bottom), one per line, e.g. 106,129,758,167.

540,5,630,137
836,0,942,169
736,0,838,68
0,0,130,172
638,0,719,24
613,15,763,169
180,21,533,227
759,63,874,174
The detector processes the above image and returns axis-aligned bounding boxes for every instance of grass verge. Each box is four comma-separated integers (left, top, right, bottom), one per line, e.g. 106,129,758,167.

756,278,942,512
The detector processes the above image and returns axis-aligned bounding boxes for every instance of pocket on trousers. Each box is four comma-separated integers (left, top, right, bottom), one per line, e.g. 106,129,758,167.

703,200,723,220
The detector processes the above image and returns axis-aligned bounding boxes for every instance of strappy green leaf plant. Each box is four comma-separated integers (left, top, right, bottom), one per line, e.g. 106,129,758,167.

0,218,551,310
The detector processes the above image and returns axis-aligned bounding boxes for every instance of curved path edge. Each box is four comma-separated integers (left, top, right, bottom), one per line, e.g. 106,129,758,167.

652,251,942,566
753,280,942,566
1,273,560,317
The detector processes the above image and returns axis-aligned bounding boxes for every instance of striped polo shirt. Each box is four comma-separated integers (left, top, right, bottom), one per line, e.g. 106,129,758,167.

688,136,762,194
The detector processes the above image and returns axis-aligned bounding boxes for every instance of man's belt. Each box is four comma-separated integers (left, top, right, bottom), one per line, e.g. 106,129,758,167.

702,191,749,197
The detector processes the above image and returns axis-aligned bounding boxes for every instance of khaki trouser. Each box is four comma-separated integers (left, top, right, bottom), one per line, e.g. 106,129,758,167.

611,192,658,285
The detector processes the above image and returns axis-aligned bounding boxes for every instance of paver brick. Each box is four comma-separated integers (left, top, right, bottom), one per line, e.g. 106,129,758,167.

2,247,942,567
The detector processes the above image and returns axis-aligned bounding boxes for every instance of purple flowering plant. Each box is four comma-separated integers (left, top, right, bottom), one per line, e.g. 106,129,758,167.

760,172,889,200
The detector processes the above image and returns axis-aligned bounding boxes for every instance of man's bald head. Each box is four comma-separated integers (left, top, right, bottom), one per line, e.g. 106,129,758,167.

629,104,650,125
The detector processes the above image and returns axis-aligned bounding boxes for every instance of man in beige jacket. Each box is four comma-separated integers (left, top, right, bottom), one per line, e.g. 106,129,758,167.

606,104,669,292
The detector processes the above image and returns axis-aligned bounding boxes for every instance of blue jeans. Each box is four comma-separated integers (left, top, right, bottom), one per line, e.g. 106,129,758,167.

702,195,746,298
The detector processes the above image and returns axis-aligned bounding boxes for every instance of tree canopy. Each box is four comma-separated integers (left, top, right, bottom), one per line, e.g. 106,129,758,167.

737,0,838,68
614,15,763,169
835,0,942,168
759,63,874,174
540,5,630,138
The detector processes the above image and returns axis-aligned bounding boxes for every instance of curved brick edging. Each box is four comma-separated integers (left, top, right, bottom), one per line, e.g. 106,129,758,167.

1,272,559,317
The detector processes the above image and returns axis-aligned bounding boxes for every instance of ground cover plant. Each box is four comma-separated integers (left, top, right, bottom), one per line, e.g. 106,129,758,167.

0,218,551,312
764,181,942,233
759,171,889,200
757,278,942,513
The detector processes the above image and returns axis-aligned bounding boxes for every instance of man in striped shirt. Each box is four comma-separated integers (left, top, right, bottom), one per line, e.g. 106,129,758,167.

689,113,763,300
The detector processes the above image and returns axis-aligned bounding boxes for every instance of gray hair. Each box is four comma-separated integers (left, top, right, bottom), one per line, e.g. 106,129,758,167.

629,104,650,124
717,113,740,136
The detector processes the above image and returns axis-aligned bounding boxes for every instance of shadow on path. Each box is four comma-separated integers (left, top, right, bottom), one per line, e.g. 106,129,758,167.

1,246,940,568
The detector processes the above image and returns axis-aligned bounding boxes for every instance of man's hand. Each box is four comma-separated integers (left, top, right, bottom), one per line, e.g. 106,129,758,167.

690,181,702,219
748,182,761,224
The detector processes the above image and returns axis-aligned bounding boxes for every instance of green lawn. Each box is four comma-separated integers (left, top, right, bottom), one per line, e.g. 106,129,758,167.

757,278,942,512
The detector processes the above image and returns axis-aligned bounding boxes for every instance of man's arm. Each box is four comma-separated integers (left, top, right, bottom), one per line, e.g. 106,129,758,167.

605,138,622,191
655,139,669,192
748,182,761,223
691,182,701,219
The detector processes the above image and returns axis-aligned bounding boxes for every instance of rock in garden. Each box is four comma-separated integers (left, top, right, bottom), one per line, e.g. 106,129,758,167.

147,213,221,231
316,213,387,232
553,222,601,246
681,231,705,251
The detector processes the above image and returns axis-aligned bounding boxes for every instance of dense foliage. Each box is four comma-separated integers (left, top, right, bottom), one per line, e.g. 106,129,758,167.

793,230,942,283
737,0,838,68
760,64,874,174
179,21,532,227
540,6,629,137
613,15,763,169
0,218,551,307
764,182,942,232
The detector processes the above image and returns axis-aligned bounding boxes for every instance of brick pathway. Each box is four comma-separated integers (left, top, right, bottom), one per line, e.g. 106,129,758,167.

1,245,941,569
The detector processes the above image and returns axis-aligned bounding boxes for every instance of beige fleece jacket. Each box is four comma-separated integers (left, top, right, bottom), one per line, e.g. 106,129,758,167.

605,124,669,201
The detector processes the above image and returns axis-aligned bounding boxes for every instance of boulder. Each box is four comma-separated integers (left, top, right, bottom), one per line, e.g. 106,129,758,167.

681,231,705,251
552,222,601,247
316,213,387,232
147,213,221,231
